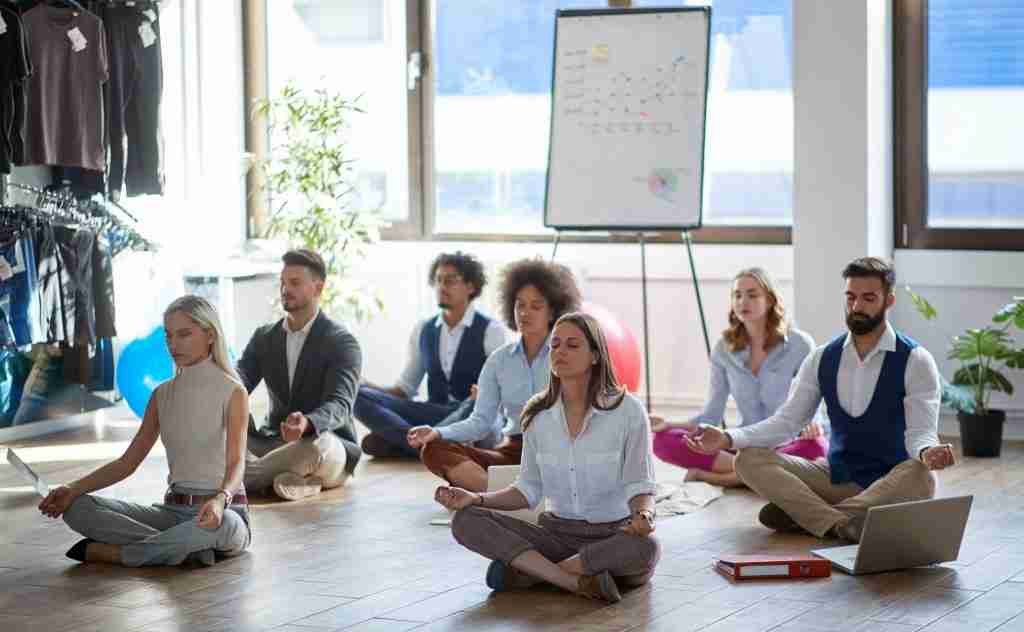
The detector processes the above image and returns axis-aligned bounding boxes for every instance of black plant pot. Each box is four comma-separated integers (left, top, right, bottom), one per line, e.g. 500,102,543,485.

957,409,1006,458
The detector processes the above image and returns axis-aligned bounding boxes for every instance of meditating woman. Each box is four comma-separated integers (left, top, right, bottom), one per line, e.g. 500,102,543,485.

651,267,827,487
38,296,251,567
436,312,659,604
409,258,582,492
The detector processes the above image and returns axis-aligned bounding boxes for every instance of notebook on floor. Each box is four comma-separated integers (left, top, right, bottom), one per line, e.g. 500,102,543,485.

486,464,543,525
812,495,973,575
6,448,51,498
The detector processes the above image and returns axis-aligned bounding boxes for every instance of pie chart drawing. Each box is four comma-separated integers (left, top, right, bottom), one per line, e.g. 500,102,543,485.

648,169,678,203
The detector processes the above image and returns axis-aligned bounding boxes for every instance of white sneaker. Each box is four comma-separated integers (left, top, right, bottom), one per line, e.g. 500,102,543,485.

272,473,323,501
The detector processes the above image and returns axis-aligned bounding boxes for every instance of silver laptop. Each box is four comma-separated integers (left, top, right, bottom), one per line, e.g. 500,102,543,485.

812,495,973,575
6,448,51,498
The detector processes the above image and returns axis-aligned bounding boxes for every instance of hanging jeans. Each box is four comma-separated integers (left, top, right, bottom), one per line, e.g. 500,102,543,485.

103,5,164,198
54,226,96,345
0,235,38,346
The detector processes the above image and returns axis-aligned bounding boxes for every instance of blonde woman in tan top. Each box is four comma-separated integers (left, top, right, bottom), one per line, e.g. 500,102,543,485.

39,296,251,567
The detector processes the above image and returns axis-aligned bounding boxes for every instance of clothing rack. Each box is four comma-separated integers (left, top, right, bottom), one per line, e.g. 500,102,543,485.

1,181,96,226
1,181,153,253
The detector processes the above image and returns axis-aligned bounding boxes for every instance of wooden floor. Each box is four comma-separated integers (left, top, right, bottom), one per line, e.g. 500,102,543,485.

3,412,1024,632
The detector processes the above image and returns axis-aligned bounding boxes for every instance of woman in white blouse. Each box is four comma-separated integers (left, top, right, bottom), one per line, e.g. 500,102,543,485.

435,312,659,604
38,296,251,567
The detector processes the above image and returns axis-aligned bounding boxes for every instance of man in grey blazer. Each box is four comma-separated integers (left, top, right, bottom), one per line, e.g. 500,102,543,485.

237,249,363,501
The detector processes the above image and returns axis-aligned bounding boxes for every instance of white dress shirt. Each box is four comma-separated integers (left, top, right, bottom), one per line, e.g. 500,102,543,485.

396,304,508,399
729,322,941,462
513,393,657,523
283,310,318,389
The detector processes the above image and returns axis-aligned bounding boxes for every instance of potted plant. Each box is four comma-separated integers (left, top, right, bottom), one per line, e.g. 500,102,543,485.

906,290,1024,457
250,81,385,322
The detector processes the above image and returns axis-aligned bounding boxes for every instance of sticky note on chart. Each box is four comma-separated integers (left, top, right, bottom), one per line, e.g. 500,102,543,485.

592,44,610,62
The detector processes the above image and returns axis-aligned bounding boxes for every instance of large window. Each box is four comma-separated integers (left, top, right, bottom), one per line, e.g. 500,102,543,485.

258,1,793,242
265,0,414,229
895,0,1024,250
428,0,793,237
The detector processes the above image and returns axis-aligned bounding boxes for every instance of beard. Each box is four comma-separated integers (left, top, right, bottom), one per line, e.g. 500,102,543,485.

846,309,886,336
282,295,308,313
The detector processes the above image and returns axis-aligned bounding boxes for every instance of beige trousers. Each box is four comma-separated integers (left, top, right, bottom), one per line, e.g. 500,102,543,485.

735,448,936,538
245,432,349,492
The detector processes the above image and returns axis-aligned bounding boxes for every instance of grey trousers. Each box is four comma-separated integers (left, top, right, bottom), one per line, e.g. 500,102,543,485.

735,448,937,538
245,432,349,492
62,492,251,567
452,507,661,587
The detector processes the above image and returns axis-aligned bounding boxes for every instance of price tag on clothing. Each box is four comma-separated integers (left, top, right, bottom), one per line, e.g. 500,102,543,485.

143,9,157,23
139,22,157,48
0,13,8,36
67,27,88,52
0,257,13,281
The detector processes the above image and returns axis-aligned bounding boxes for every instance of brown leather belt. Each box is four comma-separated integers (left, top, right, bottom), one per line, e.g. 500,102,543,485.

164,491,248,506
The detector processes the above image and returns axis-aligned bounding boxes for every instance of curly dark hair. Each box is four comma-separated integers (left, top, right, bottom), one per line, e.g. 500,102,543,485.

428,251,487,301
498,258,582,331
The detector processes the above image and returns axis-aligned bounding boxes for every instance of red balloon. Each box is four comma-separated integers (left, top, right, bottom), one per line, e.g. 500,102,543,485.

581,302,643,393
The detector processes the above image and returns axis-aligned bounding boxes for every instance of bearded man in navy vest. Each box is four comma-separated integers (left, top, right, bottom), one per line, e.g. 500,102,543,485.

355,252,509,458
687,257,956,542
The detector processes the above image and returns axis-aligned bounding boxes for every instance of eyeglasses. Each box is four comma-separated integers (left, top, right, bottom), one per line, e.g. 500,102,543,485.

434,274,464,288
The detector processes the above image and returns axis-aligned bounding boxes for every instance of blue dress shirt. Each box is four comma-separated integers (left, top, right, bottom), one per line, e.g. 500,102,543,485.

436,335,551,443
691,328,816,427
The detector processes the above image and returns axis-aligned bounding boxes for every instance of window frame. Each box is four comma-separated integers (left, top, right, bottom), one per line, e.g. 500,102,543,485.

245,0,793,246
893,0,1024,251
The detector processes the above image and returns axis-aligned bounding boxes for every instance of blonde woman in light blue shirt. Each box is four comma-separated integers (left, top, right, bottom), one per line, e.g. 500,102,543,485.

651,268,828,487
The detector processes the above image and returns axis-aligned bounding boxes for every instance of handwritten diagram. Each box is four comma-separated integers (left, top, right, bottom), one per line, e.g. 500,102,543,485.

557,45,701,136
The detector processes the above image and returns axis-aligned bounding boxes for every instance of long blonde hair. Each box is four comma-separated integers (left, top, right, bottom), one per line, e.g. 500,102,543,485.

163,295,241,385
722,267,788,353
521,312,625,431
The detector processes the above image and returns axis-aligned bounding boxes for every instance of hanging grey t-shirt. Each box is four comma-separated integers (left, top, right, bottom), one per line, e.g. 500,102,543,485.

21,6,108,171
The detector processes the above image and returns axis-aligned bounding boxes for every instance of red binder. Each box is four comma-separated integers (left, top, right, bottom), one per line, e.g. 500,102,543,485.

713,554,831,580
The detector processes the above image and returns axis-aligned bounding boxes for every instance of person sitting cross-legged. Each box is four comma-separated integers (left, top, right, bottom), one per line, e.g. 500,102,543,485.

651,267,827,488
409,258,582,492
436,313,660,604
355,251,508,458
686,257,956,542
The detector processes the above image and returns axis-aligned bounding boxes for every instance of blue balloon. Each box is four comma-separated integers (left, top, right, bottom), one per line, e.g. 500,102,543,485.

116,326,175,419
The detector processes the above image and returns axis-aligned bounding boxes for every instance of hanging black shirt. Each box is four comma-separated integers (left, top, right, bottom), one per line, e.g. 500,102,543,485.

0,4,32,174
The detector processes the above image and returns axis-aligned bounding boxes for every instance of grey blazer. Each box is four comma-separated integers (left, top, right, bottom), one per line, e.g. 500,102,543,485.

236,311,363,473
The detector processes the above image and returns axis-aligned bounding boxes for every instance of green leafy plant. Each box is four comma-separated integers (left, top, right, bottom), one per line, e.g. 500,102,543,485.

251,81,385,322
906,289,1024,414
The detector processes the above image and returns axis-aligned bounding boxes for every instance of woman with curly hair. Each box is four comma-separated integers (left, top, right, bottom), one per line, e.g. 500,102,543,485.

408,258,581,492
650,268,828,487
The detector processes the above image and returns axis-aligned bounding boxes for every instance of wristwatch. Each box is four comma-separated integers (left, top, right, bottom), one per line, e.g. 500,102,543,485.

217,489,233,507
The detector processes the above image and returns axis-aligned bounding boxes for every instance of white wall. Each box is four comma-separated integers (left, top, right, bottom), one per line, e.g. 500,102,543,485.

792,0,893,345
893,251,1024,438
